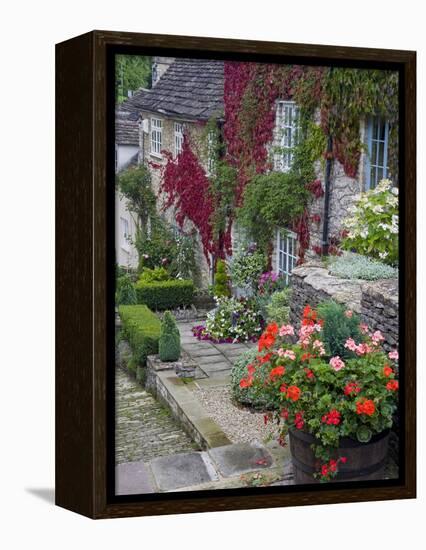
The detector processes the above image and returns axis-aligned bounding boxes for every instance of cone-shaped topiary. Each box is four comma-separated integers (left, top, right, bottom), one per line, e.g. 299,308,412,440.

116,274,137,305
159,311,181,362
213,259,231,297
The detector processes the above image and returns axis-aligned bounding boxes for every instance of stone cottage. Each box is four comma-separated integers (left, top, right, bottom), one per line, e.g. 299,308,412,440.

115,109,140,268
119,56,224,285
116,58,395,289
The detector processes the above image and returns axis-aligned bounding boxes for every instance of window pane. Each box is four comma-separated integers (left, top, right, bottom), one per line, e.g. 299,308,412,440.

377,141,385,169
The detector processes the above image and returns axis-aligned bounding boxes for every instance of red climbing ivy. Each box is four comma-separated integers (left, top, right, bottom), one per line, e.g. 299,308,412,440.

160,135,215,261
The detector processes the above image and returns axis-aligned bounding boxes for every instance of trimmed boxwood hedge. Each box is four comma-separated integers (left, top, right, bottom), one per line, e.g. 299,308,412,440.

118,305,161,366
134,279,194,310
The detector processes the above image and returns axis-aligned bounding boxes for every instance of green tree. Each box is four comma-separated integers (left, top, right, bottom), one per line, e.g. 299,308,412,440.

117,165,156,240
116,55,152,103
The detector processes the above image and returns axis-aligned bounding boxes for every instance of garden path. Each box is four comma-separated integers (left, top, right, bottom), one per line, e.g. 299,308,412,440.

177,321,256,378
115,365,197,465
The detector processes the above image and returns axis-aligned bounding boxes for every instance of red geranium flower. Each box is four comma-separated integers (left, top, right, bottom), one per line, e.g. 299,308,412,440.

356,398,376,416
344,381,361,396
269,366,286,381
286,385,301,401
386,380,399,391
383,365,393,378
321,409,341,425
239,376,253,388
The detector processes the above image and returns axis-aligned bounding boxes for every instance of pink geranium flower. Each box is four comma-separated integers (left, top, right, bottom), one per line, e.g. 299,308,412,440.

345,310,353,318
344,338,357,352
279,324,294,337
278,348,296,360
329,356,345,371
371,330,385,344
359,323,369,334
388,349,399,361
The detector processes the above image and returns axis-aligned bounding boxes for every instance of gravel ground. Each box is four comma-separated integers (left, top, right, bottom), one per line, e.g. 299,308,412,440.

193,385,277,444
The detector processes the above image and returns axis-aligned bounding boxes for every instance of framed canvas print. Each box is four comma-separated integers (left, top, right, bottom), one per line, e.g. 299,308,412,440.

55,30,416,519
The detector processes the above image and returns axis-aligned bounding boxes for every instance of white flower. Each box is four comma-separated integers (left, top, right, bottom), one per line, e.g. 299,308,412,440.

372,204,384,214
379,251,389,259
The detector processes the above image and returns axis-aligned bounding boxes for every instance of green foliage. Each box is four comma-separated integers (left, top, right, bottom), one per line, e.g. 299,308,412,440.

116,55,152,103
316,301,362,359
138,267,170,284
230,349,271,407
213,260,231,297
119,305,161,366
265,288,292,324
159,311,181,362
237,171,309,254
118,165,156,239
328,252,398,281
205,296,263,342
169,231,200,283
230,244,266,292
116,274,137,305
209,160,238,243
341,179,399,265
135,279,194,310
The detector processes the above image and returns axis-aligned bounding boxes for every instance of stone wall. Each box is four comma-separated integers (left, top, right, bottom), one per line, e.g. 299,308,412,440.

360,279,399,352
289,262,399,352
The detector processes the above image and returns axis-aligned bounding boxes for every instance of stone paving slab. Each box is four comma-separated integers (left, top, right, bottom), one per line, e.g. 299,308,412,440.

150,451,218,491
208,443,274,477
116,460,155,495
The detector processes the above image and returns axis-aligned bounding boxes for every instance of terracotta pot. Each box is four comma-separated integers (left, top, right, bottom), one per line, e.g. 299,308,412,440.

289,428,389,484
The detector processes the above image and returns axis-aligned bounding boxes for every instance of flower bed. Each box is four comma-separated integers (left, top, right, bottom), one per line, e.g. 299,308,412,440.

192,296,264,343
238,305,399,482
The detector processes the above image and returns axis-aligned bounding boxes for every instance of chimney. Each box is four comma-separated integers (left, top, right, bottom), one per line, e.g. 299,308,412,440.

151,56,175,86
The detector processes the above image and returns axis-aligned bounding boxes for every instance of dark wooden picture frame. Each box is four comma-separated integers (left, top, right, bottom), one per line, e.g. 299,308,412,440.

56,30,416,519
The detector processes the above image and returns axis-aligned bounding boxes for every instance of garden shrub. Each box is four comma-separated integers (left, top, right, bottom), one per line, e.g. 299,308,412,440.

135,279,194,310
230,348,271,408
265,288,292,324
341,178,398,265
138,267,170,284
119,305,161,366
230,244,266,293
316,300,362,359
116,274,137,305
328,252,398,281
213,259,231,297
159,311,181,362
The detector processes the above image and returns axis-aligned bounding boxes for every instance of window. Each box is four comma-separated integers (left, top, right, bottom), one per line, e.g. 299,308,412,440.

174,122,184,157
120,217,130,250
150,118,162,156
274,101,300,172
366,116,389,189
276,229,297,284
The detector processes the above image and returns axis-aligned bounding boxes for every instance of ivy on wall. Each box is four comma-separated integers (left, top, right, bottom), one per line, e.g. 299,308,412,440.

159,62,398,264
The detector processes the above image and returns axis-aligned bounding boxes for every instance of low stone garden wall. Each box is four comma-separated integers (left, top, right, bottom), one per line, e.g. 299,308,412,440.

289,261,398,353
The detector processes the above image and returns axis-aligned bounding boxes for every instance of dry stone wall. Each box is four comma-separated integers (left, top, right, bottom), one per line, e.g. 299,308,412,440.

289,262,399,352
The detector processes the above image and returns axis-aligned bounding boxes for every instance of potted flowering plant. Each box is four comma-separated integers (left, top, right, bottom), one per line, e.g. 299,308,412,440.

239,305,399,483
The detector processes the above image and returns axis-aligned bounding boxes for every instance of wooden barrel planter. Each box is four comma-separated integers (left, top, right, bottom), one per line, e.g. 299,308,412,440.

289,428,390,484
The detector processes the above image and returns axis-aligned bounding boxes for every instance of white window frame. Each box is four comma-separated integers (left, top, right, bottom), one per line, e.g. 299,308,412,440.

174,122,184,157
366,116,390,190
150,117,163,157
276,228,298,285
274,101,300,172
120,217,130,251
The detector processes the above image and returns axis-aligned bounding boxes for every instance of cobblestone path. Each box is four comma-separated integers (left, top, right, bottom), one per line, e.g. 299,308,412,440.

115,366,197,465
